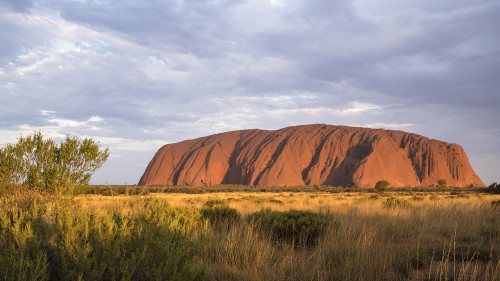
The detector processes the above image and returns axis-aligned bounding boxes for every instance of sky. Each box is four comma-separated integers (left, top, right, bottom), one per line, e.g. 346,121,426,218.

1,0,499,185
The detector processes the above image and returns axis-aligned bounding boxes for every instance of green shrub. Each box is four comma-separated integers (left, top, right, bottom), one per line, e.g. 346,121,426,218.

383,197,412,209
438,179,447,188
375,180,390,192
201,206,241,226
247,209,334,247
0,132,109,194
487,182,500,194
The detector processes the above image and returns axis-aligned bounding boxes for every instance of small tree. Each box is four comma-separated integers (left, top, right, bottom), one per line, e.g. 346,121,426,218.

0,132,109,193
487,182,500,194
437,179,447,188
375,180,390,192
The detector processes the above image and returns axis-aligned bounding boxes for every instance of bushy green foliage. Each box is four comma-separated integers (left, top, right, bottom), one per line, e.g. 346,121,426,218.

438,178,447,188
487,182,500,194
375,180,390,191
383,197,413,209
247,209,334,247
0,132,109,194
201,205,241,227
0,195,208,280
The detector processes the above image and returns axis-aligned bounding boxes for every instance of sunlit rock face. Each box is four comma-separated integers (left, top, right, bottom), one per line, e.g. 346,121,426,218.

139,124,484,188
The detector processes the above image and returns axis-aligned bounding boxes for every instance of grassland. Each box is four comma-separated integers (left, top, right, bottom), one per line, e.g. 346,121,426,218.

1,187,499,280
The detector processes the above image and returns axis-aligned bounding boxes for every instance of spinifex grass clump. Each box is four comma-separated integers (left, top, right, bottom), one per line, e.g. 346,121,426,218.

491,200,500,207
384,196,413,209
247,209,335,247
203,199,227,208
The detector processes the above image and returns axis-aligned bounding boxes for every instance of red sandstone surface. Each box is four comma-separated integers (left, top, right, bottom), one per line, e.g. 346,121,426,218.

138,124,485,187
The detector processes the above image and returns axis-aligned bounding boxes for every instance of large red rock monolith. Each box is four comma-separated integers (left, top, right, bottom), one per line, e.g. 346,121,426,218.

138,124,484,187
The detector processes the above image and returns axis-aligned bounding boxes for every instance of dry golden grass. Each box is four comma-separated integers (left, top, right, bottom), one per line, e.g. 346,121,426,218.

2,188,498,280
75,191,500,216
71,191,500,280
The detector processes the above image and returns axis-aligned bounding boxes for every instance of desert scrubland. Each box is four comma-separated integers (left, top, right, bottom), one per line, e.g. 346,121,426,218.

1,188,499,280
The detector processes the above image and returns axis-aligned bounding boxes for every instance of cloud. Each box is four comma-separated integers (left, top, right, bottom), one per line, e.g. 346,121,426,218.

364,122,413,129
1,0,499,184
0,0,35,13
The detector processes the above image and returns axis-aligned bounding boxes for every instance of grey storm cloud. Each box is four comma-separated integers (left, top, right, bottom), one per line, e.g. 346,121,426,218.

0,0,34,13
1,0,499,184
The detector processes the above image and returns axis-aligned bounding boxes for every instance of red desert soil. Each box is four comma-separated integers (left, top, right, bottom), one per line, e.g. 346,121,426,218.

139,124,485,187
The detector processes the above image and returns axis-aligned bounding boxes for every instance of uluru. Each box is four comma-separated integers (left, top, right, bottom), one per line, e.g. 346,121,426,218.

138,124,485,188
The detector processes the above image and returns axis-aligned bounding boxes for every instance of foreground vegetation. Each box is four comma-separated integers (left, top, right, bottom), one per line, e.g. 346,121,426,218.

1,189,499,281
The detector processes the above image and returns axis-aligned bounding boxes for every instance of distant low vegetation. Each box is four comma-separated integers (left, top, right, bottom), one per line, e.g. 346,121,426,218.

82,184,490,196
438,178,447,187
0,132,109,194
375,180,390,191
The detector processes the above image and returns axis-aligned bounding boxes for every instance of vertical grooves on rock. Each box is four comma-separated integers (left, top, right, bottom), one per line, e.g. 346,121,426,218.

139,124,485,187
253,136,289,185
301,128,336,184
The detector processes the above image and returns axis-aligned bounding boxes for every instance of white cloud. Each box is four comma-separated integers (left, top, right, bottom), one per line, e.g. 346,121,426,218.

339,101,382,114
364,122,413,129
40,110,55,116
88,116,104,122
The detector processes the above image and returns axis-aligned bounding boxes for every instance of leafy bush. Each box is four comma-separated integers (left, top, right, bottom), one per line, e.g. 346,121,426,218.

375,180,390,191
438,179,447,188
0,132,109,194
247,209,334,247
487,182,500,194
201,206,241,226
383,197,412,209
